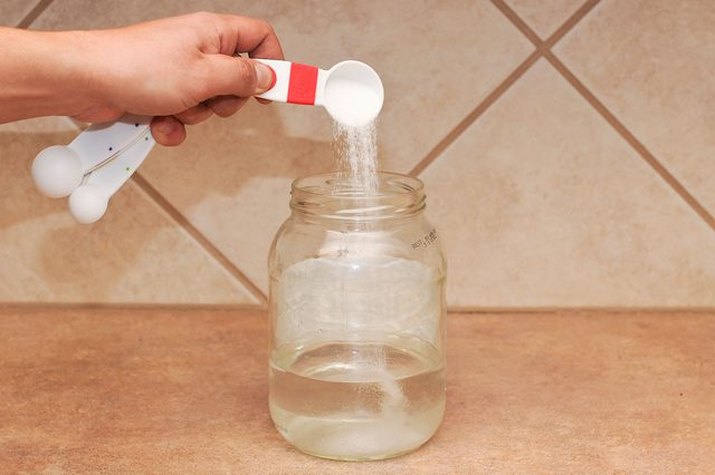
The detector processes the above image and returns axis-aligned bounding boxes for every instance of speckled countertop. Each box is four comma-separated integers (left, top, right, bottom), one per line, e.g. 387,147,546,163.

1,306,713,473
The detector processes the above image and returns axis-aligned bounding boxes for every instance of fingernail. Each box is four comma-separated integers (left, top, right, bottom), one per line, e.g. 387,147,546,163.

255,62,275,93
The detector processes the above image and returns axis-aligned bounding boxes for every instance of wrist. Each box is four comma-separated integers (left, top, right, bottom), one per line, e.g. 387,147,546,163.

0,27,105,122
36,29,107,118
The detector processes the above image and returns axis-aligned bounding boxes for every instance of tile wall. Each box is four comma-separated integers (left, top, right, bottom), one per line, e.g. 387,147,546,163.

1,0,713,308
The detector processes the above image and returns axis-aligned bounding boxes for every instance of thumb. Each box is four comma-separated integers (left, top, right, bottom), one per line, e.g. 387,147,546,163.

150,116,186,146
202,56,275,98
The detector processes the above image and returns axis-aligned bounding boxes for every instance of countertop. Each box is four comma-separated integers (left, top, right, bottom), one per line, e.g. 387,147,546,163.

1,307,714,473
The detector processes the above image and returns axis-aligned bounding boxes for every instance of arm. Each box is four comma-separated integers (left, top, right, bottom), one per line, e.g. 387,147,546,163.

0,27,87,123
0,12,284,145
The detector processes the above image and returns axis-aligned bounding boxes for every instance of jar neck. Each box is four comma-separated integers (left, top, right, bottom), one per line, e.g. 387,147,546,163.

290,172,426,223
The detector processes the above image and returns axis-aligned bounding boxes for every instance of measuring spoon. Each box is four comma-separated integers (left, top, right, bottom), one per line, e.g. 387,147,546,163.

256,59,384,127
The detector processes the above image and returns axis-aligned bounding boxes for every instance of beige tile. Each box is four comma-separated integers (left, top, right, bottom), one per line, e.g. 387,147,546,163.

141,101,332,296
422,60,715,307
504,0,586,39
34,0,534,291
0,0,37,26
0,119,257,303
0,116,76,133
555,0,715,216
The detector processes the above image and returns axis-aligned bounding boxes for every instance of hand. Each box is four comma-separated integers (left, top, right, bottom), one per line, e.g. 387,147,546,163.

77,13,284,145
0,13,284,146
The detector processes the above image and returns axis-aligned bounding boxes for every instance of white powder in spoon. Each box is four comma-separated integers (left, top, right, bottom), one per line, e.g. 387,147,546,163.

325,78,381,128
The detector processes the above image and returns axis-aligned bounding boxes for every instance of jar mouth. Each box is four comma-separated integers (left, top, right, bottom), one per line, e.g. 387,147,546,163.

291,172,426,221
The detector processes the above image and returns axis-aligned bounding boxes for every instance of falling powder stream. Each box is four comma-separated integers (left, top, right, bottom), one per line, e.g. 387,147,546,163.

332,117,410,433
333,120,379,193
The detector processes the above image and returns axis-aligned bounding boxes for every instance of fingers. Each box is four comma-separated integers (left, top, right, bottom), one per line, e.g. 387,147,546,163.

175,103,213,124
148,14,284,146
204,95,248,117
151,116,186,146
151,96,247,147
185,14,282,103
214,14,284,59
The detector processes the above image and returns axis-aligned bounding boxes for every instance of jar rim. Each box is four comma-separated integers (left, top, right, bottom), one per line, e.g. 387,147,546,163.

290,172,426,221
292,171,424,196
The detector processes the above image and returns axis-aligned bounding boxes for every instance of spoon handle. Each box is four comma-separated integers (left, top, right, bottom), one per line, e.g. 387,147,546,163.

255,59,328,106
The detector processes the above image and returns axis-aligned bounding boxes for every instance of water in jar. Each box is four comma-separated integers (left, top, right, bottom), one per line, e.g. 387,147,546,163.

269,254,445,460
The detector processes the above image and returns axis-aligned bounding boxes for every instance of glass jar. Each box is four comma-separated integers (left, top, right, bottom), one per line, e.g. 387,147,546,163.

268,172,446,461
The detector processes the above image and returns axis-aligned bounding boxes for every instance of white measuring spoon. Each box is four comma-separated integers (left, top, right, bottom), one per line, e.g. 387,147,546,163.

256,59,384,127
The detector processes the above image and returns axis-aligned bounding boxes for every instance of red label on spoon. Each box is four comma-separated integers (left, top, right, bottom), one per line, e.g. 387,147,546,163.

287,62,318,105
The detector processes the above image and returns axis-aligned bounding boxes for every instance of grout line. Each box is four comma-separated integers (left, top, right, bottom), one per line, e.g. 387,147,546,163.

410,0,600,178
491,0,601,49
1,302,712,315
0,302,266,312
130,172,269,305
544,0,602,47
16,0,54,29
490,0,542,46
545,51,715,231
491,0,715,231
448,306,715,315
409,50,541,177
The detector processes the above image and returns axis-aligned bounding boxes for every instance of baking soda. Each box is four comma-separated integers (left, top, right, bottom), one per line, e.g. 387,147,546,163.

330,80,417,452
325,79,381,128
333,120,378,192
327,75,381,193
